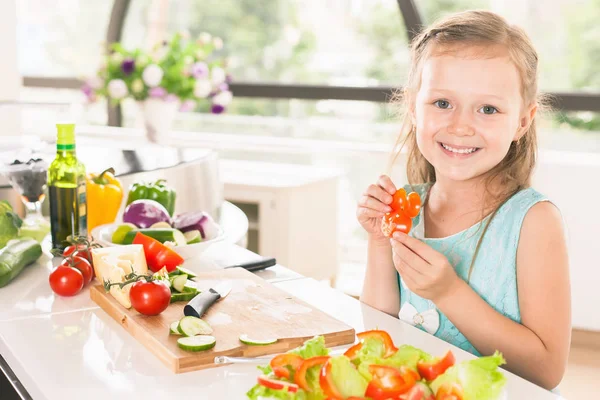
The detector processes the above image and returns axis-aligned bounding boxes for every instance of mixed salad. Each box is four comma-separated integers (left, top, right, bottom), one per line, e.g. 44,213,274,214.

247,331,507,400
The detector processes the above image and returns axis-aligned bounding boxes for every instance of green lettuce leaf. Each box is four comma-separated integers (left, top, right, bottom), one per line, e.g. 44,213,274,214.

246,383,306,400
430,351,507,400
355,342,432,380
288,336,329,359
329,356,369,398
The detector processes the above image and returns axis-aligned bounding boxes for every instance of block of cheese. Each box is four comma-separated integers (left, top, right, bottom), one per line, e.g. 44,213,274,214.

91,245,148,284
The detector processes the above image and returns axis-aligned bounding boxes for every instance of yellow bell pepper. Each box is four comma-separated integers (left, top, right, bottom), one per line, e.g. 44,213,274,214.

86,168,123,232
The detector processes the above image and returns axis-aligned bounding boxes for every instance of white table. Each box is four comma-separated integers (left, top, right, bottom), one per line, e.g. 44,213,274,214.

0,243,562,400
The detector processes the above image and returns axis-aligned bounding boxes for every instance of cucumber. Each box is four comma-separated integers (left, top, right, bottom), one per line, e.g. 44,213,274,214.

184,230,202,244
0,239,43,288
170,291,198,303
239,334,278,346
169,321,181,335
175,266,197,279
181,280,198,294
121,228,187,246
171,274,188,292
177,316,213,336
177,335,216,352
150,221,172,229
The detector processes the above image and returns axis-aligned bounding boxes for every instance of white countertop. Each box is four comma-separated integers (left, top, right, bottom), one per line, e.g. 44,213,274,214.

0,242,562,400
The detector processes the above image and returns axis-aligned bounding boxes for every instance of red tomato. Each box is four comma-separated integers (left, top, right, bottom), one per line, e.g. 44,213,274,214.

381,211,412,238
294,356,330,391
417,351,455,381
49,266,84,297
129,280,171,316
132,232,184,272
257,375,298,393
270,353,304,380
61,256,93,285
405,191,422,218
365,365,417,399
435,383,464,400
391,188,408,212
357,330,398,358
62,244,86,258
319,359,345,399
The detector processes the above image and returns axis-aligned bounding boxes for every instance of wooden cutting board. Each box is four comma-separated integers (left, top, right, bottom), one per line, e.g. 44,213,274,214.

90,267,355,373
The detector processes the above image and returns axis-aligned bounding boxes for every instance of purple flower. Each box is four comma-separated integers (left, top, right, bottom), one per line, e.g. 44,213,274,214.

180,100,196,112
218,83,229,92
165,94,179,102
81,83,93,97
191,62,209,79
211,104,225,114
121,58,135,75
149,87,167,98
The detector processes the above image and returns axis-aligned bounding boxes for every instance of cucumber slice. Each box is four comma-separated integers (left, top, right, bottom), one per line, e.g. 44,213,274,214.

170,291,198,303
177,316,213,336
170,321,182,335
150,221,172,229
182,280,198,294
239,334,278,346
177,335,216,352
171,274,188,292
175,266,197,279
184,230,202,244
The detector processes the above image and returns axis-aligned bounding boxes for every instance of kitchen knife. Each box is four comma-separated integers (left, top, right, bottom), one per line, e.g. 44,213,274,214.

224,257,276,272
184,281,232,318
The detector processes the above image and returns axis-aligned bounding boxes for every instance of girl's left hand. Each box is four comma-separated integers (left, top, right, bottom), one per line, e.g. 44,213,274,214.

391,231,461,304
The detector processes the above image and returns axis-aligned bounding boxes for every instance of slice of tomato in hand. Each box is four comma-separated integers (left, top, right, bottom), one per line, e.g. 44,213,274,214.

257,375,299,393
61,255,93,285
294,356,330,391
129,280,171,316
365,365,418,400
391,188,408,213
132,232,184,272
417,351,455,381
404,191,422,218
357,330,398,357
435,382,464,400
270,353,304,380
49,266,84,297
381,211,413,238
320,359,345,399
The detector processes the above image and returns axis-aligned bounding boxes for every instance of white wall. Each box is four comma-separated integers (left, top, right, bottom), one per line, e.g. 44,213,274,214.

0,0,22,136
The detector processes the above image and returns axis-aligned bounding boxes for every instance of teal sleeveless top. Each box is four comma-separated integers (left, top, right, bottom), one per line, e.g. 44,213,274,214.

397,183,549,356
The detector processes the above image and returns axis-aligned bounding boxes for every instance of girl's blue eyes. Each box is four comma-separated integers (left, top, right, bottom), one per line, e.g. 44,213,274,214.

432,100,499,115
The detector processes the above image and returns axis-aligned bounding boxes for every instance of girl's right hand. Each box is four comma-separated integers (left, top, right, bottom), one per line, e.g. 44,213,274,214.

356,175,397,241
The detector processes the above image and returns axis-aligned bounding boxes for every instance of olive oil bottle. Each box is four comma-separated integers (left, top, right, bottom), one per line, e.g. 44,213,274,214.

48,123,87,249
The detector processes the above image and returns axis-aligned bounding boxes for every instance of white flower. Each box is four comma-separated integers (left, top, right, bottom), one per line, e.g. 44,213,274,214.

107,79,128,99
135,54,150,68
198,32,212,44
211,66,226,85
194,79,212,98
131,79,144,94
195,49,206,59
212,90,233,107
110,52,123,65
142,64,164,87
213,37,223,50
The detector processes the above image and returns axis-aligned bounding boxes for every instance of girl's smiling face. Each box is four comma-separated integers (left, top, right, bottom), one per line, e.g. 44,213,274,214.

413,45,534,184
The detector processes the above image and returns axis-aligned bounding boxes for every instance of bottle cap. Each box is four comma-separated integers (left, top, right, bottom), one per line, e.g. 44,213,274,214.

56,123,76,150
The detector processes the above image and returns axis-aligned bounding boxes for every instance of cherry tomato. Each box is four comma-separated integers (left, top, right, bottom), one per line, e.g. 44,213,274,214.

295,355,330,391
61,255,93,285
49,266,84,297
257,375,298,393
417,351,455,381
270,353,304,380
319,359,344,399
129,280,171,316
405,191,422,218
365,365,417,399
435,382,464,400
381,212,413,238
391,188,408,212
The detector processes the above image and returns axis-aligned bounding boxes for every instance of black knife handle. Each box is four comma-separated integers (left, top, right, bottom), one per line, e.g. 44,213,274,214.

184,289,221,318
225,257,276,272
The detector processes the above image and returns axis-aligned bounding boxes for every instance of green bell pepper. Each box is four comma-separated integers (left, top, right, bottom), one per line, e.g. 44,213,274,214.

126,179,176,216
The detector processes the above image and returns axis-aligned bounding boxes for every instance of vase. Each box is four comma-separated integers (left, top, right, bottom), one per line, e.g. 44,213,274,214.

139,98,179,143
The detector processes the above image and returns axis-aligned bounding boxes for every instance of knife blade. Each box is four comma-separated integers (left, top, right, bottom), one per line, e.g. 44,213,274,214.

184,281,232,318
224,257,276,272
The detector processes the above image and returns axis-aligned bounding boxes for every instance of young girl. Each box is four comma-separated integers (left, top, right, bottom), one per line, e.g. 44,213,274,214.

357,10,571,390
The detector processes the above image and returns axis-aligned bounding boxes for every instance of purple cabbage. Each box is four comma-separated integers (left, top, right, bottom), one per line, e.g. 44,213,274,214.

123,200,171,229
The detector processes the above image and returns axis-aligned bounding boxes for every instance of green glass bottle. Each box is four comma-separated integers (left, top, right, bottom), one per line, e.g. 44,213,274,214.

48,123,87,250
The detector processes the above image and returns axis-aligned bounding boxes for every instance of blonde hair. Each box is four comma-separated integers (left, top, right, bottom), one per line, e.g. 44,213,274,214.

389,10,549,274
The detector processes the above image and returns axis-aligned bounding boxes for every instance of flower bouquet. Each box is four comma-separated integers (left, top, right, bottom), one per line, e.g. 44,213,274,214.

83,31,232,142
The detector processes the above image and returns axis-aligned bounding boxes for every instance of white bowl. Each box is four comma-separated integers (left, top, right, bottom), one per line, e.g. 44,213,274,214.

90,223,226,260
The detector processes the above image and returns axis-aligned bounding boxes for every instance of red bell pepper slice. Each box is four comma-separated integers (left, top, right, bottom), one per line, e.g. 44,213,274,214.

294,356,330,391
365,365,418,400
257,375,298,393
357,330,398,358
132,232,184,272
319,359,345,399
343,342,363,360
270,353,304,380
417,351,456,381
435,382,464,400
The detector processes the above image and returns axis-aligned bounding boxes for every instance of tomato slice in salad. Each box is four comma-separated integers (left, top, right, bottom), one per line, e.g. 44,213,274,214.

270,353,304,380
319,359,345,399
365,365,418,399
435,382,464,400
257,375,298,393
417,351,456,381
357,330,399,358
294,356,330,391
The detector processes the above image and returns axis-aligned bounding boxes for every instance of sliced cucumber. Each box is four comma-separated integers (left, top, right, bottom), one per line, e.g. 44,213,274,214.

170,321,182,335
177,316,213,336
122,228,187,246
239,334,278,346
175,266,197,279
182,280,198,294
184,230,202,244
171,274,188,292
170,291,198,303
177,335,216,352
150,221,173,229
